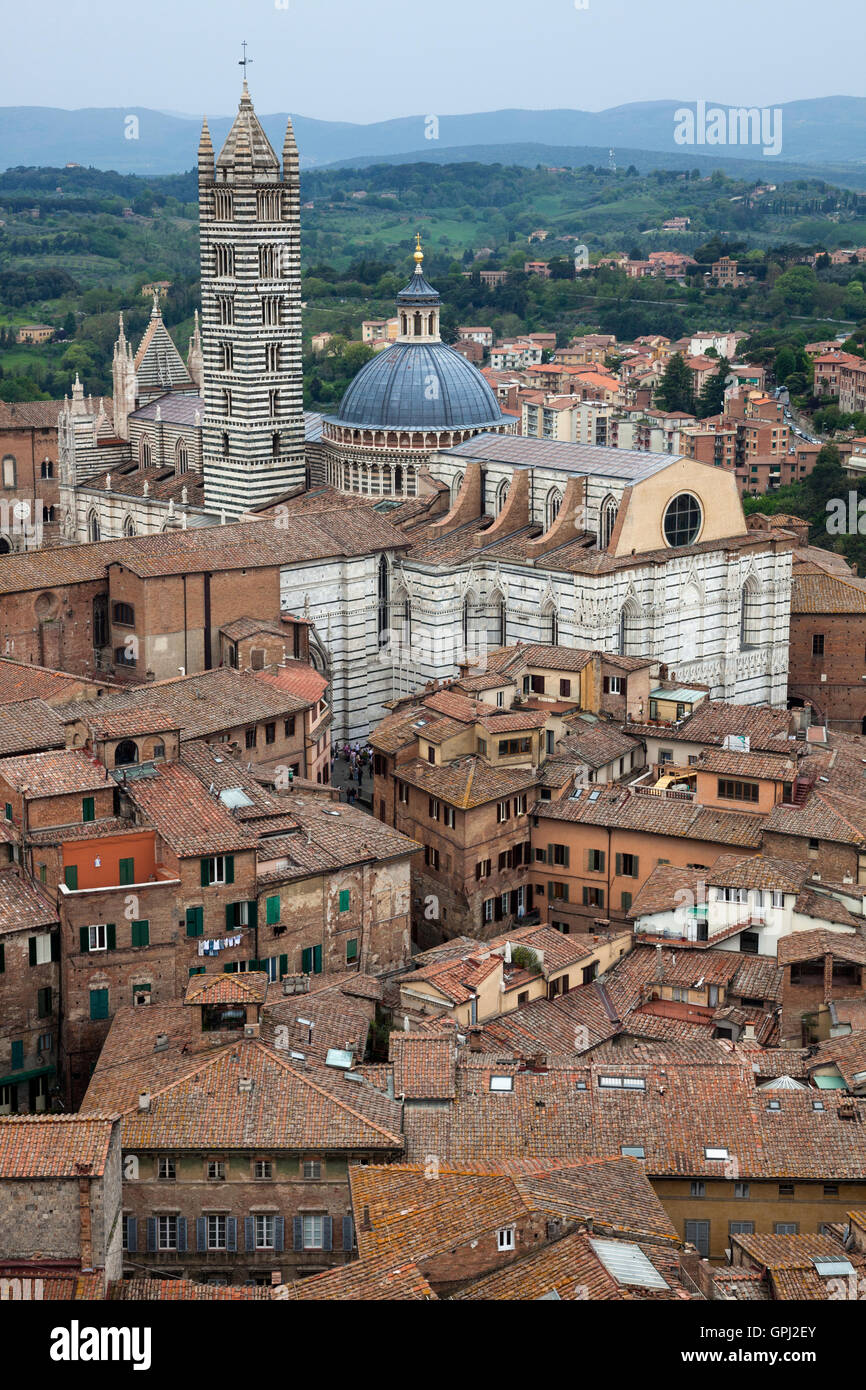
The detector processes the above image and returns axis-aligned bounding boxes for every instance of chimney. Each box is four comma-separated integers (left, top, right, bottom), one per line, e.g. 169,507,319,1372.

469,1028,483,1053
138,1091,150,1112
360,1204,372,1232
154,1033,168,1052
655,943,665,981
238,1077,253,1093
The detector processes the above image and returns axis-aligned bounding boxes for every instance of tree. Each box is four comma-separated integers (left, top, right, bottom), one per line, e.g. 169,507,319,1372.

696,357,730,419
655,353,695,414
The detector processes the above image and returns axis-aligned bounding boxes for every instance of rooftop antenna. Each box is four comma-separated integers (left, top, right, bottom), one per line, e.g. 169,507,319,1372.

239,40,253,83
608,148,616,173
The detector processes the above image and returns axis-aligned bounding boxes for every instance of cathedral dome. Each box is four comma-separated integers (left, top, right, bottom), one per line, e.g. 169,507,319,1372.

330,339,504,431
326,236,505,433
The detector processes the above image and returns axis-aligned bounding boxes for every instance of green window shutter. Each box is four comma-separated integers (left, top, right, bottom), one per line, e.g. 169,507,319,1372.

105,923,116,951
0,944,5,973
312,944,322,975
615,853,622,877
28,937,37,966
279,953,288,978
64,865,78,891
346,938,358,963
301,947,312,974
186,906,203,938
225,903,235,929
562,885,569,902
339,889,350,913
89,988,109,1022
11,1040,23,1070
79,926,90,953
266,895,280,925
632,855,640,878
225,855,235,885
189,966,205,976
223,961,238,974
132,920,149,948
247,900,258,928
200,858,209,887
548,881,554,899
82,797,95,823
4,803,11,821
119,858,134,885
563,846,570,868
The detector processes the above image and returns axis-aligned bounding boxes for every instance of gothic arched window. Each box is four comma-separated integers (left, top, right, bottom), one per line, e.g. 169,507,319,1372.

496,480,509,515
599,494,618,549
176,439,189,474
138,436,152,470
123,515,136,538
545,487,563,530
87,510,100,544
740,577,761,649
619,598,646,657
542,604,559,646
377,556,390,643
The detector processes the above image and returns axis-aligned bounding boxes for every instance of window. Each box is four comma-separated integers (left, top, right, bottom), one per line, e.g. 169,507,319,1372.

778,1183,794,1198
586,848,606,872
616,853,640,879
559,679,571,697
346,938,358,963
207,1215,228,1250
37,987,52,1018
64,865,78,891
29,933,53,966
113,602,135,627
621,1145,645,1159
490,1075,513,1092
496,1227,515,1252
114,645,135,666
186,906,204,938
603,675,624,695
443,805,456,829
303,1160,322,1180
824,1183,839,1197
38,1032,52,1053
41,459,54,480
775,1223,798,1235
690,1181,706,1198
301,1214,323,1249
82,796,95,823
339,889,350,913
122,1215,136,1252
265,723,276,745
483,899,494,924
214,189,233,219
2,456,16,489
245,727,256,750
685,1220,710,1257
812,633,825,657
89,989,109,1021
497,800,510,823
158,1157,176,1181
582,886,604,908
131,919,149,948
301,945,322,975
119,857,135,885
208,1161,226,1181
201,856,233,886
284,716,296,738
266,895,280,925
86,924,108,952
729,1221,755,1236
734,1182,750,1199
621,891,632,913
157,1216,178,1250
498,738,532,756
424,845,440,871
254,1160,273,1180
265,342,281,371
663,492,702,547
717,779,759,804
428,798,440,821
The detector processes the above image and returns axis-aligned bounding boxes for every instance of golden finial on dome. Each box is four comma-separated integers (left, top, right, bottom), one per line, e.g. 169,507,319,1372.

413,232,424,265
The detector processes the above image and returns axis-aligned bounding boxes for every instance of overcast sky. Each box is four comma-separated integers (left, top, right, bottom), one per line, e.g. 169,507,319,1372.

8,0,865,122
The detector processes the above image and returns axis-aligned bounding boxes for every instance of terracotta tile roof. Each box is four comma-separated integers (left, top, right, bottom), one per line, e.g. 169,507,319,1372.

279,1256,437,1300
119,1041,404,1152
453,1228,689,1300
477,708,549,732
777,930,866,966
254,794,419,877
556,722,640,769
0,700,67,756
252,662,328,706
390,1032,456,1098
0,399,64,428
626,701,794,752
126,762,260,857
79,707,181,739
534,783,764,848
400,955,501,1009
184,971,269,1005
0,1270,106,1299
794,886,864,929
0,748,111,798
0,867,58,937
695,748,798,781
0,658,102,705
629,863,708,918
394,755,539,809
708,854,807,893
504,643,596,674
26,816,136,846
792,572,866,613
766,788,866,847
111,1278,269,1301
0,1115,116,1178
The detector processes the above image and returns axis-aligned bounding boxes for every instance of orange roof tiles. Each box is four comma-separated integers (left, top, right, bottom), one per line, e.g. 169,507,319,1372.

0,1115,116,1178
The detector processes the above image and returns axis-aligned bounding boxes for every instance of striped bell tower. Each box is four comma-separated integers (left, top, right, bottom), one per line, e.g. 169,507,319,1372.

199,82,305,516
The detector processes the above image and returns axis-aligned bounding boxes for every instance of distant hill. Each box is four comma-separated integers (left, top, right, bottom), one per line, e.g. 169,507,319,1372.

1,96,865,177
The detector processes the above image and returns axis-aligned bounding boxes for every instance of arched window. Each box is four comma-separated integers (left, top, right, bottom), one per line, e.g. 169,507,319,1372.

488,591,507,649
542,603,559,646
92,596,108,648
679,582,701,662
414,312,423,336
599,494,618,549
496,480,510,515
451,472,464,504
176,439,190,474
545,487,563,530
377,556,390,643
619,598,646,657
138,436,151,470
114,738,139,767
87,510,100,544
123,515,136,537
740,577,761,648
113,601,135,627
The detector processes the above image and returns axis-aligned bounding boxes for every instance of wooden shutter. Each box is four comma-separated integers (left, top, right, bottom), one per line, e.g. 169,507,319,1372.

313,945,322,974
273,1216,285,1252
603,676,610,693
200,858,209,887
64,865,78,890
293,1216,303,1250
562,846,570,868
342,1215,354,1252
615,853,622,876
247,900,258,928
225,855,235,884
146,1218,157,1253
244,1216,255,1251
225,903,235,929
126,1216,137,1253
28,937,37,966
279,954,288,979
266,895,280,924
51,933,60,962
196,1217,207,1252
186,906,203,938
80,927,90,953
106,923,116,951
226,1217,237,1252
322,1216,333,1251
631,855,640,878
176,1217,187,1253
0,944,4,973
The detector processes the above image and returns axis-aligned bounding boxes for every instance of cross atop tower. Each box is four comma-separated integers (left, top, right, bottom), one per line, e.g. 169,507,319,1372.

238,40,253,80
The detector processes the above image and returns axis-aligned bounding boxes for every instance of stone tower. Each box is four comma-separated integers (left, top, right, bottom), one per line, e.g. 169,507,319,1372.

111,313,137,440
198,84,305,517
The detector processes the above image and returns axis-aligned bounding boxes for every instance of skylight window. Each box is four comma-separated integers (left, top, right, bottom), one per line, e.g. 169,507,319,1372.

490,1075,513,1092
589,1238,668,1290
813,1258,855,1278
621,1145,646,1159
704,1147,729,1160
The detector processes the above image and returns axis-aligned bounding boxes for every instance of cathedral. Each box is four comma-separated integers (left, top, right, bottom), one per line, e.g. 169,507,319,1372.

51,80,793,730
